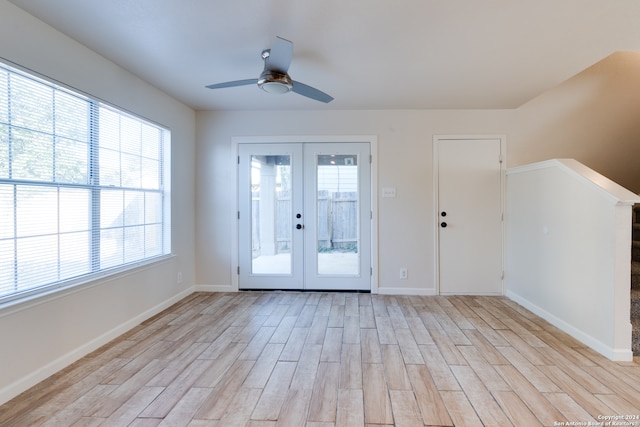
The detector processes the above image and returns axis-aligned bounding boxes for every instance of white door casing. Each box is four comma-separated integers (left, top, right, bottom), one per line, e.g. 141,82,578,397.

434,136,505,295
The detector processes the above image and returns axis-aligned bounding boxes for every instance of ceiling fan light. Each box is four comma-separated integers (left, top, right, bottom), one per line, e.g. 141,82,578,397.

260,81,292,94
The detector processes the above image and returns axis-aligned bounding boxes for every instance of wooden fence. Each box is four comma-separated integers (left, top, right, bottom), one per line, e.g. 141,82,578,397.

252,191,358,253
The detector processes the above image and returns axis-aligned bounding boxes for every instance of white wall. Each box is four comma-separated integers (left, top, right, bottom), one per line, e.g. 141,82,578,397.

0,1,196,404
195,109,514,293
510,51,640,194
506,159,640,361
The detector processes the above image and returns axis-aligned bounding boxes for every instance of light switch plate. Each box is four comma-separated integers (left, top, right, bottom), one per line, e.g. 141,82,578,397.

382,187,396,198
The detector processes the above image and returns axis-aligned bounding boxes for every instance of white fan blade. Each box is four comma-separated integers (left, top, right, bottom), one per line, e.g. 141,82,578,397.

292,80,334,103
267,36,293,73
206,79,257,89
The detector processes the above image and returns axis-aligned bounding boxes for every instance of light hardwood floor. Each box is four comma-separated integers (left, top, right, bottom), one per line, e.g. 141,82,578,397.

1,292,640,426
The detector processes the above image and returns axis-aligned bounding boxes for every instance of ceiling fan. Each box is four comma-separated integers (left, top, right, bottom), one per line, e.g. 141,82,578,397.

206,36,334,103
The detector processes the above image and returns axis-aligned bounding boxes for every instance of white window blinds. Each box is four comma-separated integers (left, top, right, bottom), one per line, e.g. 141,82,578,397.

0,62,171,304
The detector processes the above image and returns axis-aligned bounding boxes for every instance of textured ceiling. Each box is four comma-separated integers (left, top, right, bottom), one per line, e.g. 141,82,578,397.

8,0,640,110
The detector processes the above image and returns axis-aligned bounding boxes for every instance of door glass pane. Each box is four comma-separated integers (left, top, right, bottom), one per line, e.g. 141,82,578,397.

251,154,292,275
316,154,359,275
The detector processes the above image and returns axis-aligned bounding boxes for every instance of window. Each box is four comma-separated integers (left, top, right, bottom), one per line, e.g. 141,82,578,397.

0,61,171,304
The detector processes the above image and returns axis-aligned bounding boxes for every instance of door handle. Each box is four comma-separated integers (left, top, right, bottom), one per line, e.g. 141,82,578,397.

296,224,304,230
440,222,447,228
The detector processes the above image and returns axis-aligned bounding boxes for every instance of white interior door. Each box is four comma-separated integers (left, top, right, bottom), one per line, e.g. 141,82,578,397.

238,142,371,291
436,137,504,295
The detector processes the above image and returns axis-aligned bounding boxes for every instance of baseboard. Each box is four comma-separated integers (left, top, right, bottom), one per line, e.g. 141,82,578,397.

440,292,504,296
0,287,195,406
506,290,633,362
376,287,437,296
194,284,237,292
610,347,634,361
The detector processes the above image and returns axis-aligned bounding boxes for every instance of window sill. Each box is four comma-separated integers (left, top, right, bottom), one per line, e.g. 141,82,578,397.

0,254,176,317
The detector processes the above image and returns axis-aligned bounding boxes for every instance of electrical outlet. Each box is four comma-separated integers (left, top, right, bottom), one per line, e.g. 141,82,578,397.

399,268,408,279
177,272,183,284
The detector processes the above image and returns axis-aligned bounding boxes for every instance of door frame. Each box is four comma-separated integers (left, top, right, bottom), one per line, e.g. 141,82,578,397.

432,134,506,295
231,135,379,293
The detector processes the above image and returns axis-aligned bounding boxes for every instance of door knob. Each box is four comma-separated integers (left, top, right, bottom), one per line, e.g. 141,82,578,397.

440,222,447,228
296,213,302,219
296,224,304,230
441,211,447,217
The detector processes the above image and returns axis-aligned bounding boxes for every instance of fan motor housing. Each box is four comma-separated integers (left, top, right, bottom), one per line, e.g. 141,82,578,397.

258,70,293,94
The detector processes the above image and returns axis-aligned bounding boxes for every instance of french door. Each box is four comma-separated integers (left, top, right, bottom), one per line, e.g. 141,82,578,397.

238,142,371,290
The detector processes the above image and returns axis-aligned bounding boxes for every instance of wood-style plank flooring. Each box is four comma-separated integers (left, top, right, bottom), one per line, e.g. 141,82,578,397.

2,292,640,426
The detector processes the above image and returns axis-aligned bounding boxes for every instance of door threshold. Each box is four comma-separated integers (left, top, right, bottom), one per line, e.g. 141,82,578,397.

239,288,371,293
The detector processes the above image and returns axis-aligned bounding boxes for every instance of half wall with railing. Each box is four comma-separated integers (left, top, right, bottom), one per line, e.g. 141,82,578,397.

506,159,640,361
